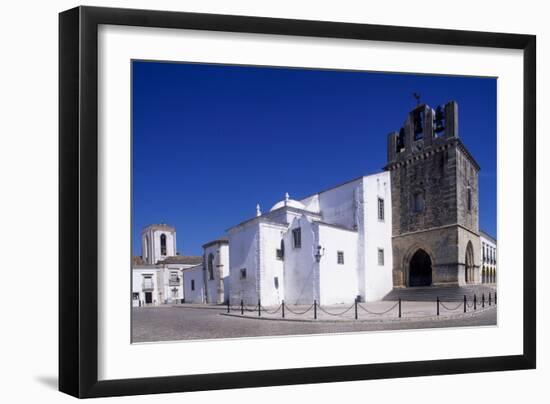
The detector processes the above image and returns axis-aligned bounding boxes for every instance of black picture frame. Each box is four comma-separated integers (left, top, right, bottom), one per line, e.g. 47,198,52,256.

59,5,536,398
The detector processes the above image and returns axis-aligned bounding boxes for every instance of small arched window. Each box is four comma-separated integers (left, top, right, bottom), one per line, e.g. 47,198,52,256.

208,253,215,280
276,239,285,260
467,187,472,212
144,235,149,260
160,233,167,255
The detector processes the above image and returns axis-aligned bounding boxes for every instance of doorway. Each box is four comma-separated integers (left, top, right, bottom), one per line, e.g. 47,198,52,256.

409,249,432,287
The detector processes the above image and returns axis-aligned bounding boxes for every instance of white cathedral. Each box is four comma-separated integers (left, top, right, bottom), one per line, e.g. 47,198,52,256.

132,101,497,307
132,172,393,307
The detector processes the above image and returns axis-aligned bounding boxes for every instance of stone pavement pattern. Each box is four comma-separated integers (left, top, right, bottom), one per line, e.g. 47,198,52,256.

132,305,497,342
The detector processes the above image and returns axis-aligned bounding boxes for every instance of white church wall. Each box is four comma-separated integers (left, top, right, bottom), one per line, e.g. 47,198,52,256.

316,177,363,229
363,172,394,301
228,222,260,305
258,223,286,306
183,265,204,304
300,194,320,213
317,224,359,305
283,216,318,305
204,242,230,304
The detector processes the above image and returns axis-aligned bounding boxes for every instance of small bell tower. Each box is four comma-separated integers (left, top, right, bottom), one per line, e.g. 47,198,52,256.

141,223,177,264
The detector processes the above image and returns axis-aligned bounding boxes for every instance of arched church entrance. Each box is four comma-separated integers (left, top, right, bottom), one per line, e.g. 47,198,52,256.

465,241,474,284
409,249,432,287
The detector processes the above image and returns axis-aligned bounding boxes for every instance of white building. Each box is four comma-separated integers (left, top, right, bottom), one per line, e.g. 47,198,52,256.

132,224,202,307
132,225,230,306
480,231,497,284
228,172,393,306
180,239,230,304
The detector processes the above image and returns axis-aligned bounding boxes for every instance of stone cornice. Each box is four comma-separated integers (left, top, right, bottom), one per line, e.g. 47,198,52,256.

392,223,479,238
384,138,480,172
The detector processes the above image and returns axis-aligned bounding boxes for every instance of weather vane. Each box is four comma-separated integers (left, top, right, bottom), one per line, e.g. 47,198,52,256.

413,92,421,106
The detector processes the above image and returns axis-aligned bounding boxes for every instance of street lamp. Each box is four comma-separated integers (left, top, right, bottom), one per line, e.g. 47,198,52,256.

314,245,325,263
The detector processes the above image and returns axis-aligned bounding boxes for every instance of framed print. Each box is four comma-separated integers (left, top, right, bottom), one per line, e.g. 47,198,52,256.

59,6,536,398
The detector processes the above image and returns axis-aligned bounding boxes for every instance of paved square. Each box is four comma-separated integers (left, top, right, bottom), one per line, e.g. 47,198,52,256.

132,305,497,343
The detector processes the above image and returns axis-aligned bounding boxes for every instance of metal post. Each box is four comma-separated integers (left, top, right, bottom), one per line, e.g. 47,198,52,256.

258,299,261,317
241,299,244,315
437,296,440,316
489,293,492,306
399,298,402,318
464,295,467,313
495,292,497,305
314,300,317,320
227,300,230,313
354,299,358,320
282,300,285,318
482,293,485,308
474,294,477,310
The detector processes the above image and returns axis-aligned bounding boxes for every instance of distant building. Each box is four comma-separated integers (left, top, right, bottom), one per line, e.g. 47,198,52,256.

132,224,201,306
132,226,229,306
182,239,230,304
480,231,497,284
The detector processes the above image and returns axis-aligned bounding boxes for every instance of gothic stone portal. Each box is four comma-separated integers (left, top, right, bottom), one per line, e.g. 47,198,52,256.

409,249,432,287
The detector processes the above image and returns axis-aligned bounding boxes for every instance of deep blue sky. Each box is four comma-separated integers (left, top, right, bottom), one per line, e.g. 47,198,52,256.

132,61,496,256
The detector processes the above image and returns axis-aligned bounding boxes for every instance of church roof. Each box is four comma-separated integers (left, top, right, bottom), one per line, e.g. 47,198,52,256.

132,256,145,265
202,237,229,249
270,198,307,212
182,264,203,272
157,255,202,265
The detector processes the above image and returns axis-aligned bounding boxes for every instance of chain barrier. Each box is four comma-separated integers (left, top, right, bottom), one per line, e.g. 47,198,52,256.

357,301,399,315
227,292,496,319
260,304,283,315
284,304,315,315
317,303,355,317
439,301,463,311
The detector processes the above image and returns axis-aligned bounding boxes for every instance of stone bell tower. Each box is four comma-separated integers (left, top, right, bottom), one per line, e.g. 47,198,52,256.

385,101,481,288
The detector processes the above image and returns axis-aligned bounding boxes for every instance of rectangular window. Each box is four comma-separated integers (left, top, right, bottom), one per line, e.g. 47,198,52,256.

467,188,472,212
142,275,153,290
276,249,283,260
378,197,385,221
191,279,195,291
413,192,424,213
378,248,385,266
292,228,301,248
240,268,247,279
274,277,279,289
337,251,344,265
